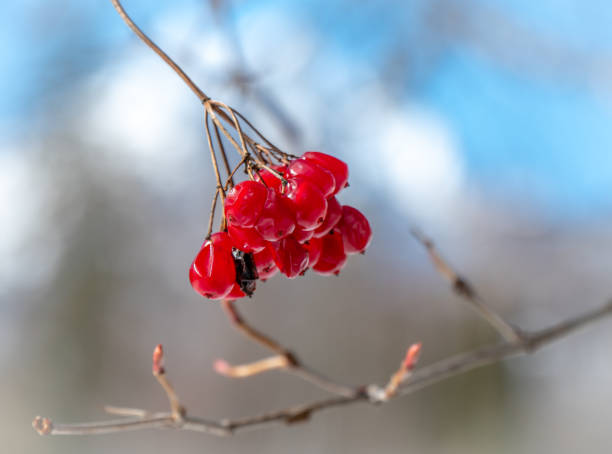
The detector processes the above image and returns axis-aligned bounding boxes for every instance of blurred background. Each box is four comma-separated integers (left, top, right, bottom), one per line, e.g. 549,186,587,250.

3,0,612,452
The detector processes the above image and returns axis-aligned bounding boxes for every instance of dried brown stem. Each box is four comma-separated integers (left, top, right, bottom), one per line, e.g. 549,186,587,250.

110,0,292,180
411,229,523,343
33,299,612,437
214,123,234,188
152,345,185,419
110,0,208,103
220,299,359,398
214,355,291,378
205,188,220,240
204,111,226,202
221,299,288,355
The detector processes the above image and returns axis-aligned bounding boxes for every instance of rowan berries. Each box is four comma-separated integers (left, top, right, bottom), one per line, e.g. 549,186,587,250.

190,152,371,300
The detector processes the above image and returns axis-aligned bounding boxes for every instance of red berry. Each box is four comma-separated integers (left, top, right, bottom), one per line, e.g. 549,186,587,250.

253,247,279,280
255,165,286,192
224,181,267,228
303,151,348,196
271,237,309,279
285,158,336,197
284,178,328,231
338,205,372,254
305,237,323,268
226,283,246,300
255,189,296,241
312,230,347,275
189,232,236,299
292,226,315,244
227,224,267,253
312,195,342,238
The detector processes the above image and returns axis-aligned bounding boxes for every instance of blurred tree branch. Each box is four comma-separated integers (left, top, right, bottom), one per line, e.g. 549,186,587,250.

33,233,612,436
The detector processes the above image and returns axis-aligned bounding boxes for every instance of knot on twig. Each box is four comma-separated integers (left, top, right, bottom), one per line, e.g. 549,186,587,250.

284,409,311,425
32,416,53,435
453,277,476,299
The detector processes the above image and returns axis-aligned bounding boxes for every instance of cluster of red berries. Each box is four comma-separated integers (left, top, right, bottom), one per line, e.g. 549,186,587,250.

189,151,372,300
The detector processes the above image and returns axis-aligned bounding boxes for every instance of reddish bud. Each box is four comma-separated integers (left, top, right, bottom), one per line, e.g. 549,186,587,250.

153,344,165,375
402,343,422,371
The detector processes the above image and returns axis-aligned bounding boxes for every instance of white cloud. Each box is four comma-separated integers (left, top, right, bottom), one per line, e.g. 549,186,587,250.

0,149,64,290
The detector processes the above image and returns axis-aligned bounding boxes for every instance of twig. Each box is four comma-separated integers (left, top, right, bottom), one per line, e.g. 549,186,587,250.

214,355,291,378
205,188,220,240
220,299,359,398
221,299,289,356
152,345,185,420
33,299,612,436
110,0,208,103
411,229,523,343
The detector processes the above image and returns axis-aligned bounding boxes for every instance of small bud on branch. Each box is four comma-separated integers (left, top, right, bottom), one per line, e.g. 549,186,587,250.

152,344,165,375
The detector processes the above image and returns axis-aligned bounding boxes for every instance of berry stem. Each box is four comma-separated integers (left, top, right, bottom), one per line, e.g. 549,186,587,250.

205,189,219,240
110,0,209,103
213,123,234,189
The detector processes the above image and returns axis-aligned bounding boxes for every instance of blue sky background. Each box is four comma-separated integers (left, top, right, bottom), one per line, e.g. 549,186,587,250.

3,0,612,218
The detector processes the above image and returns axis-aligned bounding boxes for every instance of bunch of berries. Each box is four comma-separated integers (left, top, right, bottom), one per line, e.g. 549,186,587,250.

189,151,372,300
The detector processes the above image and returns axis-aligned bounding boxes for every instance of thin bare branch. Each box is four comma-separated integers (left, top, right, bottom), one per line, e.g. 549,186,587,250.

214,355,291,378
110,0,208,103
33,298,612,437
220,299,360,398
411,229,523,343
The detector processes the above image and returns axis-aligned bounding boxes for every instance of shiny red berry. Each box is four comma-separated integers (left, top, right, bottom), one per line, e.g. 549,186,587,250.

292,226,315,244
227,224,267,253
253,246,279,280
305,237,323,268
312,230,347,275
312,195,342,238
271,237,309,279
285,158,336,197
255,165,286,192
284,178,328,231
255,189,296,241
225,283,246,300
338,205,372,254
303,151,348,196
224,181,268,228
189,232,236,299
